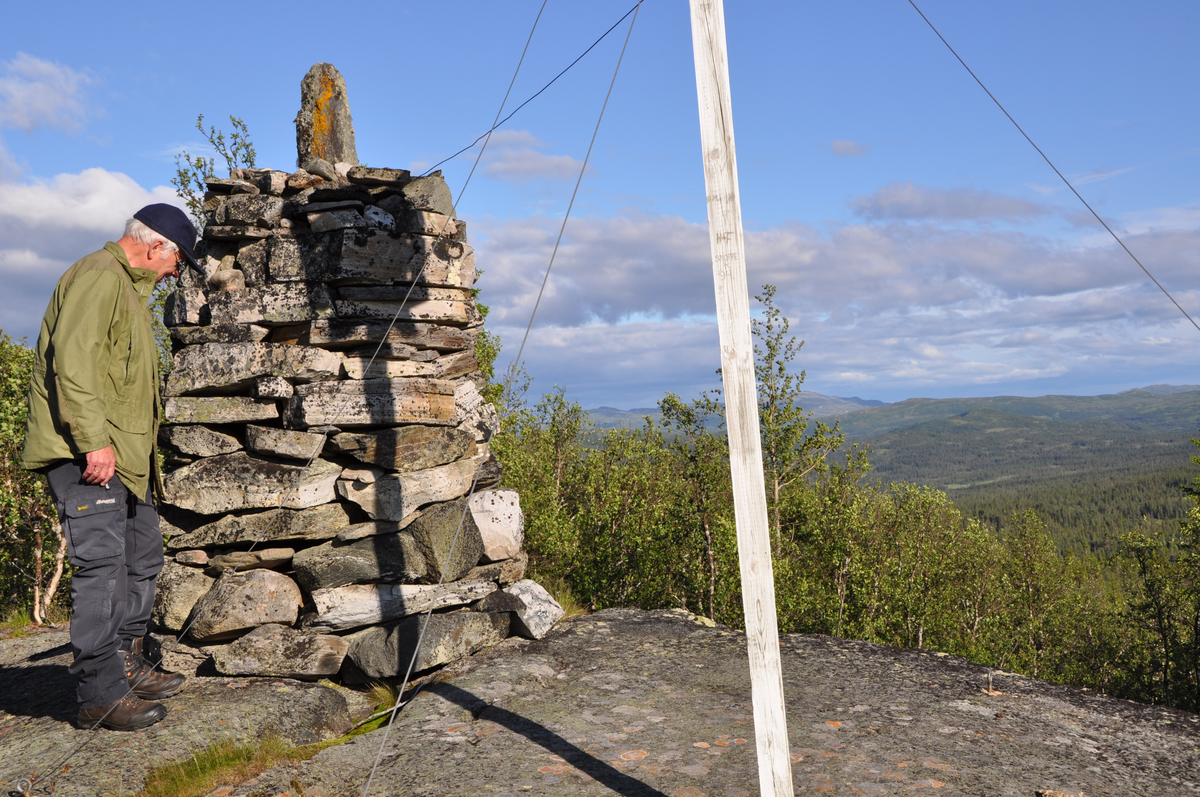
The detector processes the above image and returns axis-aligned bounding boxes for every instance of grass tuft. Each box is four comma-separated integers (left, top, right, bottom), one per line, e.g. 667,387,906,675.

0,605,34,637
535,574,589,618
137,737,297,797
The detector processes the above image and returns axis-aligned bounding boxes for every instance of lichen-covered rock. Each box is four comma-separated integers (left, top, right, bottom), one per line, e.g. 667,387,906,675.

504,579,564,640
308,579,495,631
336,457,479,521
286,377,457,429
407,498,484,583
342,611,509,682
466,551,528,587
346,166,409,186
165,343,342,396
236,239,270,285
469,489,524,562
164,287,208,326
305,318,477,351
211,623,349,680
322,229,475,288
169,324,270,346
208,269,246,291
164,503,355,550
163,452,341,515
208,283,334,326
189,569,304,642
327,426,474,472
245,425,328,461
309,209,364,233
401,175,455,216
296,63,358,167
174,549,210,567
251,376,294,399
151,560,215,632
266,232,341,282
158,425,242,458
205,548,294,574
164,396,279,425
216,195,285,227
292,533,425,592
333,298,480,326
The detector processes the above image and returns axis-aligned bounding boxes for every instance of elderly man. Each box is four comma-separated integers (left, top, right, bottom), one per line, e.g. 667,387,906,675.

23,204,200,730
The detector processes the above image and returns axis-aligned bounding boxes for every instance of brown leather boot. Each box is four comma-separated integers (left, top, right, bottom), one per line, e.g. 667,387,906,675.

122,638,186,700
77,693,166,730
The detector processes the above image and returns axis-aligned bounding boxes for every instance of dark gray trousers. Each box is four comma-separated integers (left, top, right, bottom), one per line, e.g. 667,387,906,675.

46,460,163,709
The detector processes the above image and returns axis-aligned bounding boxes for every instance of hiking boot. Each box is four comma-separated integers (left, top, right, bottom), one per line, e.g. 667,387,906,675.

122,638,186,700
77,693,166,731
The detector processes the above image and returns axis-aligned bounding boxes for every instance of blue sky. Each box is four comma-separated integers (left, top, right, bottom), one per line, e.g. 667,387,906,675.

1,1,1198,408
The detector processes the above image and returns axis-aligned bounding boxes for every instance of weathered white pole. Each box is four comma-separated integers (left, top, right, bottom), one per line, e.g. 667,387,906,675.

688,2,795,796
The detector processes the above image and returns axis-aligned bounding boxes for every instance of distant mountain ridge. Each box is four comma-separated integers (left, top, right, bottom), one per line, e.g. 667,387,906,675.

585,391,887,429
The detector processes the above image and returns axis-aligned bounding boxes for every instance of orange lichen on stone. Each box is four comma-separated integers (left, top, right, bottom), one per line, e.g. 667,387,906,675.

693,742,710,748
675,788,705,797
620,750,649,761
538,765,566,774
311,72,335,162
715,740,729,746
733,738,747,744
826,721,842,727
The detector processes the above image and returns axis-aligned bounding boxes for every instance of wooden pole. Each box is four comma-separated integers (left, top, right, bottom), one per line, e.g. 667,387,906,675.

688,2,795,795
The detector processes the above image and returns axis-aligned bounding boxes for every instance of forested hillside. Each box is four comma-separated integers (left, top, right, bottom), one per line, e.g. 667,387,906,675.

850,400,1200,554
827,389,1200,439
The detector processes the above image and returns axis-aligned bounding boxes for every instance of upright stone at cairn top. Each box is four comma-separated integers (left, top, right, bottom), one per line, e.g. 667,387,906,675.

295,63,358,167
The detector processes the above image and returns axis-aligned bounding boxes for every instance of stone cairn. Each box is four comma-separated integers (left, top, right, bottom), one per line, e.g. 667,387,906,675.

152,63,562,684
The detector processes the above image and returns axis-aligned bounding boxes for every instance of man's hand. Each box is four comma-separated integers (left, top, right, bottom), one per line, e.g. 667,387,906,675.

84,446,116,485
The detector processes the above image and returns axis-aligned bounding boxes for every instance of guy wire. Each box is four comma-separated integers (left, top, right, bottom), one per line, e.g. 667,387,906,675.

508,0,643,383
421,0,644,177
906,0,1200,333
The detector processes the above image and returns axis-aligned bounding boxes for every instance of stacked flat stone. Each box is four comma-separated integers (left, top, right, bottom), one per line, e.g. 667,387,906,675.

151,63,563,683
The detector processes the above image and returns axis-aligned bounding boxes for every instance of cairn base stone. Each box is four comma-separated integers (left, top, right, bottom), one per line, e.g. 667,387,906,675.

505,579,565,640
190,570,304,642
342,610,509,682
152,560,215,632
211,623,349,680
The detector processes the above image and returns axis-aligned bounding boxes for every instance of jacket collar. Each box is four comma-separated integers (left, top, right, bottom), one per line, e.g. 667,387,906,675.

104,241,160,302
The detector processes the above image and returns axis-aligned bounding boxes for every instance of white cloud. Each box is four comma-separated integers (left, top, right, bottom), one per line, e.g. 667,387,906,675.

481,129,584,183
0,53,91,132
830,139,868,157
468,198,1200,406
852,182,1047,222
0,168,180,340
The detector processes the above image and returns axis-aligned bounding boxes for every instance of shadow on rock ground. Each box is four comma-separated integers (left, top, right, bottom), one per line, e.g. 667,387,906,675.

3,610,1199,797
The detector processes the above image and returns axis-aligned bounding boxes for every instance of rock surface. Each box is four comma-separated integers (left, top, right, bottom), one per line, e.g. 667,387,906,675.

163,452,341,515
189,569,304,642
158,424,242,458
407,497,485,583
0,628,358,797
163,396,279,425
205,547,294,574
244,424,327,460
210,623,349,680
216,610,1200,797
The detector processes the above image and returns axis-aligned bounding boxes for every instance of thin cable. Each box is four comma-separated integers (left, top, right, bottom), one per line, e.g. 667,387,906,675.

21,9,551,795
906,0,1200,333
508,0,643,381
420,0,642,177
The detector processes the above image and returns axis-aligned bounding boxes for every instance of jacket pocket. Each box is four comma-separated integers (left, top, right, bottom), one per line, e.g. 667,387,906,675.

107,397,152,434
63,484,126,562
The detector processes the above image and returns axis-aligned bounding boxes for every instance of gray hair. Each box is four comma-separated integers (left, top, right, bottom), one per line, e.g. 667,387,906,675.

123,218,179,256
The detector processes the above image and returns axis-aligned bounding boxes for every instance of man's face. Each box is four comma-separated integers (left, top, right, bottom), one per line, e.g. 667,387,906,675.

146,239,181,283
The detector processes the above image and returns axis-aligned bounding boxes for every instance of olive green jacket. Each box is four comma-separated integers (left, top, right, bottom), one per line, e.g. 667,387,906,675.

22,242,163,499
